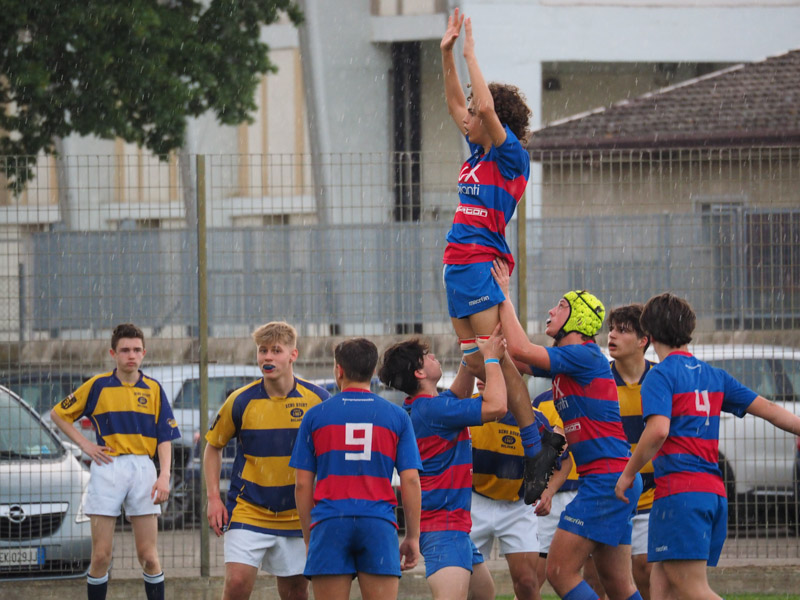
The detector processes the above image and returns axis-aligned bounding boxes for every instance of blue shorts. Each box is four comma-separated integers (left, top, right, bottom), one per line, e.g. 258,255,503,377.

443,262,506,319
419,530,484,578
304,517,400,578
648,492,727,566
558,472,642,546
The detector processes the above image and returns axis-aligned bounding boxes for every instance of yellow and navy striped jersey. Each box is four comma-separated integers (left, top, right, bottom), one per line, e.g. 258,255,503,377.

533,389,579,492
206,376,329,536
53,369,180,457
470,407,552,502
612,360,656,513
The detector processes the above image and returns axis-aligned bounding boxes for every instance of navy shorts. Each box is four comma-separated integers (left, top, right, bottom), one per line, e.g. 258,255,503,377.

558,472,642,546
419,530,484,578
443,262,506,319
648,492,727,566
304,516,400,578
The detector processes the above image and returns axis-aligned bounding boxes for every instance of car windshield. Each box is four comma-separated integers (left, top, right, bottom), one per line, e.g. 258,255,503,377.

704,357,796,402
0,391,63,459
779,358,800,401
173,376,257,411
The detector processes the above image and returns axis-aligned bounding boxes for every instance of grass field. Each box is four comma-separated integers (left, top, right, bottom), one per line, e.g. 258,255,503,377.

498,596,800,600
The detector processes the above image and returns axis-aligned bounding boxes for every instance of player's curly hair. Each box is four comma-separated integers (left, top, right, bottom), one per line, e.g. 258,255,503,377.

111,323,144,350
378,339,427,397
640,293,695,348
469,83,531,145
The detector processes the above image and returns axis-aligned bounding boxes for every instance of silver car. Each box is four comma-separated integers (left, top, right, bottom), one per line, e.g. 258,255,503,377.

0,384,92,579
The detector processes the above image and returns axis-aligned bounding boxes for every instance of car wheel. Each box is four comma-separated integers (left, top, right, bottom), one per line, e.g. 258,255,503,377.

719,454,743,528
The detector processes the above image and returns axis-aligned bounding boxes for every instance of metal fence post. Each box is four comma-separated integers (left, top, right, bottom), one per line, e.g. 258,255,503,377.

517,190,527,331
196,154,210,577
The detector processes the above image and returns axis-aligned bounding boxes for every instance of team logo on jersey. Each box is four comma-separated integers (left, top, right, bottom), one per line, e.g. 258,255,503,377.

137,396,148,406
290,408,304,418
502,435,516,445
60,393,77,410
565,422,581,434
455,204,488,218
167,419,177,428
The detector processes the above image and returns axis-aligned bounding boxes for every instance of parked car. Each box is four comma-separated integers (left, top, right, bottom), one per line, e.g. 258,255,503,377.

142,364,261,529
0,384,92,579
2,370,95,451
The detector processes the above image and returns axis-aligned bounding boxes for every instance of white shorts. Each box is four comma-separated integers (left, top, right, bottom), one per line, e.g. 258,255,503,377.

536,490,577,554
469,492,538,557
224,528,306,577
631,512,650,556
84,454,161,517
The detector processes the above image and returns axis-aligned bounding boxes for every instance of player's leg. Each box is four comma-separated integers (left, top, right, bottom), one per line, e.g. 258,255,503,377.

591,543,638,600
311,575,353,600
428,566,472,600
222,563,259,600
582,555,608,599
545,528,597,599
629,512,651,600
648,563,676,600
129,514,165,600
505,552,541,600
451,316,485,380
87,515,116,600
469,561,495,600
356,572,400,600
276,576,309,600
661,560,721,600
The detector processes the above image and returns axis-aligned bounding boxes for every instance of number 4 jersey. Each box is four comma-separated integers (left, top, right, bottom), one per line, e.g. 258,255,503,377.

641,351,757,500
289,388,422,529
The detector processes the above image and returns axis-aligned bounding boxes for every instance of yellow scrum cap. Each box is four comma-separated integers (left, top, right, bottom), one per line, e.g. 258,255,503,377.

561,290,605,338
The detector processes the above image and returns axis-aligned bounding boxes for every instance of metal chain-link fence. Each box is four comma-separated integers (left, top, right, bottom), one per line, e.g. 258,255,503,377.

1,147,798,578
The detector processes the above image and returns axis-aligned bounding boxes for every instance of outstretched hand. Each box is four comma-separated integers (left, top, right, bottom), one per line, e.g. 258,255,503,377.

441,8,464,52
462,16,475,58
491,258,511,297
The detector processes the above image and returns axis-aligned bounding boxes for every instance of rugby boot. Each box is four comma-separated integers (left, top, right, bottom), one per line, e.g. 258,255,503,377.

523,429,567,504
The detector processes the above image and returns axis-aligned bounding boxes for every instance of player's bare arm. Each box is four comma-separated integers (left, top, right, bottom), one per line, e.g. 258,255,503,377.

746,395,800,435
615,414,670,502
151,440,172,504
448,356,477,400
481,327,509,422
294,468,316,549
398,468,421,571
462,17,506,148
203,442,228,536
49,408,113,465
441,8,467,134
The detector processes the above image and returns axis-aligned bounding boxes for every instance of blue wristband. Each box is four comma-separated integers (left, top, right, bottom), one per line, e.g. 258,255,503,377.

460,359,468,367
484,358,500,365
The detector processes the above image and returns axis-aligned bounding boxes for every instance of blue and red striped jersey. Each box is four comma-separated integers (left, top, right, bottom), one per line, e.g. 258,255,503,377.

641,351,756,500
403,390,484,532
443,125,530,274
532,342,631,476
289,389,421,529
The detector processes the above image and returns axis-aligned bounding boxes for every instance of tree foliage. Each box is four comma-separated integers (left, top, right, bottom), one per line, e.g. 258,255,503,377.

0,0,303,190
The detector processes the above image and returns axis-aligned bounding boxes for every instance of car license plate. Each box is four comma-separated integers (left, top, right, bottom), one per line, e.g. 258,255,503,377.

0,546,45,567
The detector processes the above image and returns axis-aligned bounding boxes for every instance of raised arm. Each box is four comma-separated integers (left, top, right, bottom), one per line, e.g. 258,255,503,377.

441,8,467,134
491,259,550,370
462,17,506,148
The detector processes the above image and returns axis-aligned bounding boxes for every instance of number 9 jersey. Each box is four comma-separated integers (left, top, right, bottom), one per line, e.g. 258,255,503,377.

289,388,422,530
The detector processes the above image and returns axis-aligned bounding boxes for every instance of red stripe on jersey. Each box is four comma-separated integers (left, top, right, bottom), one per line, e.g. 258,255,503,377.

565,416,627,445
311,424,398,461
452,205,508,236
660,436,720,464
654,471,726,499
417,429,471,461
672,391,724,418
459,161,527,200
420,508,472,532
555,376,618,403
442,244,515,274
314,474,397,504
419,463,472,492
577,457,630,476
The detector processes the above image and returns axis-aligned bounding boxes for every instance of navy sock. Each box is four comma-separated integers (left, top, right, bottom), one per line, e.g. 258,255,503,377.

520,423,542,457
143,570,165,600
563,580,600,600
87,572,108,600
